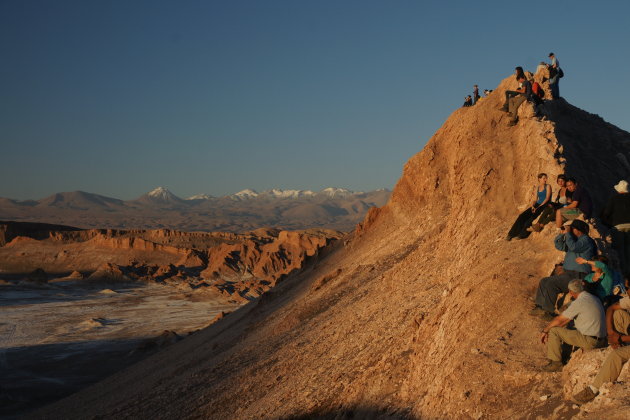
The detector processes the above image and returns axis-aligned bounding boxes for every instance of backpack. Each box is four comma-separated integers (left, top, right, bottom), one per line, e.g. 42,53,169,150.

531,81,545,99
558,67,564,78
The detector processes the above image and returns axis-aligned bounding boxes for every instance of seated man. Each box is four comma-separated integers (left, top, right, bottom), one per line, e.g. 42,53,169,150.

532,220,596,316
556,178,593,228
572,293,630,403
540,279,606,372
507,74,533,126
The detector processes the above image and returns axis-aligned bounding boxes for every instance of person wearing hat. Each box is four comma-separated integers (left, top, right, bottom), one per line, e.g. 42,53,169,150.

572,290,630,404
548,52,560,99
532,219,597,317
540,279,606,372
601,180,630,278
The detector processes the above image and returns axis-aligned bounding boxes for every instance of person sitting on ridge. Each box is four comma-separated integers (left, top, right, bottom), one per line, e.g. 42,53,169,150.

572,292,630,404
507,173,551,240
540,279,606,372
532,174,572,232
462,95,473,107
532,219,596,317
555,178,592,228
500,66,525,111
507,74,534,126
576,257,615,302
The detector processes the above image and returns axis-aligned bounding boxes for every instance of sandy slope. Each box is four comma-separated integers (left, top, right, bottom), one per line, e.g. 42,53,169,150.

29,72,630,419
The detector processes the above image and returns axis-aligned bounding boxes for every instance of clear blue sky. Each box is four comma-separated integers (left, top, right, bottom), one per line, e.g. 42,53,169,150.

2,0,629,200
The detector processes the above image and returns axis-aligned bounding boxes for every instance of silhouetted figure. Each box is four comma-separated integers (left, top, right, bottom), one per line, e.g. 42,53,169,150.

601,180,630,278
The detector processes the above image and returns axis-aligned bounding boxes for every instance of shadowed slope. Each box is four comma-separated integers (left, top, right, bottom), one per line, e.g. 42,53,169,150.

31,75,630,419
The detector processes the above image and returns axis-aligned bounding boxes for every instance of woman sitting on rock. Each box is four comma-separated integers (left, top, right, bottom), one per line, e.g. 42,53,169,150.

531,174,571,232
507,173,552,241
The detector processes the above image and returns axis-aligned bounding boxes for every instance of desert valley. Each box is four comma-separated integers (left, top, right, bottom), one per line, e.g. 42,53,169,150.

2,69,630,420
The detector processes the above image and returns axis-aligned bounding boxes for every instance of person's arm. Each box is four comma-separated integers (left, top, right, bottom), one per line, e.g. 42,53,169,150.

554,234,568,251
541,315,571,344
565,233,593,253
565,199,578,209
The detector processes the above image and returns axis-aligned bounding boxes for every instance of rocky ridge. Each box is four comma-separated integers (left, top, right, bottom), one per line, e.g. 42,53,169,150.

29,70,630,419
0,221,343,302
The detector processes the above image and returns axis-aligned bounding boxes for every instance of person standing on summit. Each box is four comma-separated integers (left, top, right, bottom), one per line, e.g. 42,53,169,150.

548,52,560,99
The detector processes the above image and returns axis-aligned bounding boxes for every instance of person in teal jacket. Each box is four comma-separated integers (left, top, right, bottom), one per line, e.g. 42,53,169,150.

576,258,614,300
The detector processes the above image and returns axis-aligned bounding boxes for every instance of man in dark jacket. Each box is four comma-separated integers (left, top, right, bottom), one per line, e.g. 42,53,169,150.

556,178,593,228
601,180,630,278
532,220,597,317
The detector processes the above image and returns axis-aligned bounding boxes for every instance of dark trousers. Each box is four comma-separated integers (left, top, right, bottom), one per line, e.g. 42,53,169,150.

503,90,520,108
537,203,563,226
611,228,630,278
535,270,586,313
550,81,560,99
507,206,545,239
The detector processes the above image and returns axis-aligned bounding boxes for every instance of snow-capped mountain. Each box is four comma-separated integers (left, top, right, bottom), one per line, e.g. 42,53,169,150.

136,187,185,205
318,187,357,198
259,189,317,199
231,189,260,200
187,194,215,200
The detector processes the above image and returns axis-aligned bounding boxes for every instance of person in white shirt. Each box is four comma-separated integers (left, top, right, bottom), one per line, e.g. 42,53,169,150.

540,279,606,372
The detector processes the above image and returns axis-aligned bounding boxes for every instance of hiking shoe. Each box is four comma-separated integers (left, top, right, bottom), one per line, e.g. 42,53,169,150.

572,387,598,404
542,361,563,372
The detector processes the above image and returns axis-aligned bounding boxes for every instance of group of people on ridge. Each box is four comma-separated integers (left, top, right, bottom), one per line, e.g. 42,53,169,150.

462,85,492,107
498,53,562,125
507,171,630,404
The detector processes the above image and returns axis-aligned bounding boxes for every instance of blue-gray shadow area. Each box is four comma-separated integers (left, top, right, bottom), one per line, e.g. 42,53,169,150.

0,282,144,308
0,337,157,419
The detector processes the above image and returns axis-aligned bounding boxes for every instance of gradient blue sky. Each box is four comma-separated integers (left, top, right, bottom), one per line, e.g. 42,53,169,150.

2,0,629,200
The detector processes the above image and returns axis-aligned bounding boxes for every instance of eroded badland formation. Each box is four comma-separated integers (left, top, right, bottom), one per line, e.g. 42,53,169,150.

14,71,630,419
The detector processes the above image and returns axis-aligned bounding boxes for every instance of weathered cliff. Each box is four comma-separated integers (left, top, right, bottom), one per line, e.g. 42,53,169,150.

30,73,630,419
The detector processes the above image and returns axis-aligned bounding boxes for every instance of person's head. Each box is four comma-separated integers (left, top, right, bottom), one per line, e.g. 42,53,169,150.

557,174,567,187
538,173,548,184
566,178,578,192
517,74,526,82
548,52,555,59
515,66,524,74
570,219,589,236
474,84,478,88
614,180,628,194
567,279,584,297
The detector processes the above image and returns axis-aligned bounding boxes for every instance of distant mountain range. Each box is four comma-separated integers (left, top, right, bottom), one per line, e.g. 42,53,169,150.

0,187,390,232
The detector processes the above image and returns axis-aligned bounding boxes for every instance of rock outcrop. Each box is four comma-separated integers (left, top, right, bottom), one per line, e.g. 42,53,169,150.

29,73,630,420
0,223,343,300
